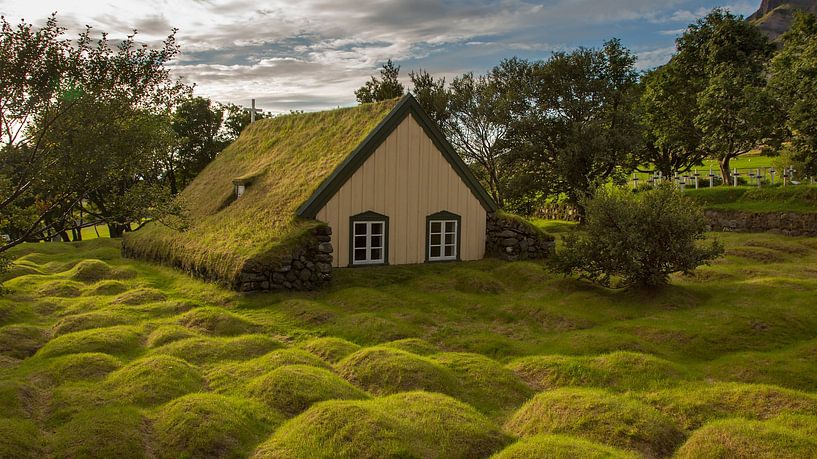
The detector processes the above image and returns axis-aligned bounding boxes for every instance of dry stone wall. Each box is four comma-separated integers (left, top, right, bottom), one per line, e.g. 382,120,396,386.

237,226,333,292
485,213,555,261
705,210,817,237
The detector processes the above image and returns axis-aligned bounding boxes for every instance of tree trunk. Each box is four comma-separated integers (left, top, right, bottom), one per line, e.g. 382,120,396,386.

107,223,129,238
72,227,82,241
719,158,732,186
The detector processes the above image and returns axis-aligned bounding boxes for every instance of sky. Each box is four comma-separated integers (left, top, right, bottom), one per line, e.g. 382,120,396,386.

1,0,759,113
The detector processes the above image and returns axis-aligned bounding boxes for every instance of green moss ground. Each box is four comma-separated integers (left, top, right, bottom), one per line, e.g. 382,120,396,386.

1,230,816,457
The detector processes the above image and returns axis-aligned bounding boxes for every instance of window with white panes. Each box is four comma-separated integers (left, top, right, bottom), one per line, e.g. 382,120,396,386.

352,220,386,265
428,219,458,261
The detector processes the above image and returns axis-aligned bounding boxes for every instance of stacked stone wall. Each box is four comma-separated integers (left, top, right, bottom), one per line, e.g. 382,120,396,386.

485,213,555,261
705,210,817,236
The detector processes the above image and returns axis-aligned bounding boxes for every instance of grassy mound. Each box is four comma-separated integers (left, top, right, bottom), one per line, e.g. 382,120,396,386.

490,262,550,290
323,312,418,344
145,325,198,348
52,311,135,336
505,388,684,457
491,434,639,459
0,380,26,418
40,353,123,384
0,417,42,458
111,287,167,305
279,299,337,325
451,268,506,294
104,355,204,405
247,364,368,416
83,280,129,296
298,336,361,363
675,418,817,458
36,326,143,358
153,393,280,459
149,334,282,365
37,280,83,298
68,259,134,283
382,338,439,355
207,348,330,393
337,347,457,396
771,414,817,437
638,382,817,431
46,382,114,427
254,391,508,458
432,352,533,416
178,306,260,336
48,406,150,458
686,185,817,213
507,351,686,391
0,324,48,359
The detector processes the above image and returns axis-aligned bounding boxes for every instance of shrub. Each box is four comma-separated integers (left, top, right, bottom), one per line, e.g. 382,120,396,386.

0,418,41,458
337,347,458,396
247,364,368,416
491,434,639,459
552,185,723,288
207,348,330,393
505,388,684,457
49,406,150,458
178,306,260,336
104,355,205,405
299,337,361,363
153,393,280,459
254,392,509,458
675,418,817,459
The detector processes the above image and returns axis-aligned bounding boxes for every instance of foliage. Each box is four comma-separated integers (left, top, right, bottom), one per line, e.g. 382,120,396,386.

552,185,723,288
168,97,228,194
770,12,817,177
355,59,405,103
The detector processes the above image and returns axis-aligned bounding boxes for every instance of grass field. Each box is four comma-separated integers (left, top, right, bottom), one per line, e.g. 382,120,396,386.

686,185,817,213
2,227,817,458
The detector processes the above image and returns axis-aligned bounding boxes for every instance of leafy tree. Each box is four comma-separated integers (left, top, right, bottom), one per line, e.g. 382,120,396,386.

355,59,405,103
770,12,817,177
168,97,228,194
0,15,188,248
637,62,707,177
674,9,779,184
552,185,723,289
409,69,450,126
222,102,269,141
509,40,641,214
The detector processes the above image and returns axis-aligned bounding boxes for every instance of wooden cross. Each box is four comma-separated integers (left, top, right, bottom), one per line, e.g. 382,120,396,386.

245,99,263,123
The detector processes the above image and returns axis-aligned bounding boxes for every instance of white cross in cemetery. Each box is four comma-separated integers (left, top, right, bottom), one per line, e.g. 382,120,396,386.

245,98,263,123
708,166,715,188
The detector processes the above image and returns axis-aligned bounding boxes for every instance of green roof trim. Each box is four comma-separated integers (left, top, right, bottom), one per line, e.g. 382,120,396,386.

296,94,498,219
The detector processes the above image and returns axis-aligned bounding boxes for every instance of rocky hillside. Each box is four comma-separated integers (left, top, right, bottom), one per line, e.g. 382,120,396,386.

749,0,817,40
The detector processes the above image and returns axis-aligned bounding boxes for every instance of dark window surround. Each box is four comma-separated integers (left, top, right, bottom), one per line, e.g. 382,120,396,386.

348,211,390,267
425,211,462,263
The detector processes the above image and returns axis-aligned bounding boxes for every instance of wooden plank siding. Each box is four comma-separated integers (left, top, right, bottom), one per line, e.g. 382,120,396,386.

315,114,487,267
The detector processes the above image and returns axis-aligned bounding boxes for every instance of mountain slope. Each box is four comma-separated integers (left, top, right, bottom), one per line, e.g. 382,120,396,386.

749,0,817,40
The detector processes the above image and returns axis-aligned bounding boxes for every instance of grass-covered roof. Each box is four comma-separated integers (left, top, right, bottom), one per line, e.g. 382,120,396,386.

123,98,401,285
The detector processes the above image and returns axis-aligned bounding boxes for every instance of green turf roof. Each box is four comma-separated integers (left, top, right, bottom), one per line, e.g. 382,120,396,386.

123,98,401,285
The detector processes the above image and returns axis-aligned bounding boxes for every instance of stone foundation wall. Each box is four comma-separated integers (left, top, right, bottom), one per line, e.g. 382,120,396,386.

534,202,581,222
705,210,817,237
485,213,555,261
237,226,333,292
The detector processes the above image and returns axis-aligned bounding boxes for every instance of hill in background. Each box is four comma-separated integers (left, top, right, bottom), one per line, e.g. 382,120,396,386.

749,0,817,40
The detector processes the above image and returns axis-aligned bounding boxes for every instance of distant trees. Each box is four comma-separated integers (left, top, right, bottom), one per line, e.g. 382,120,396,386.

355,60,405,103
770,12,817,177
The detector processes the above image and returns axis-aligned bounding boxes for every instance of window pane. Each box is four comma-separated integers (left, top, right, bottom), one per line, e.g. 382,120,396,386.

445,233,455,245
445,221,456,233
371,235,382,248
371,248,382,260
354,249,367,261
430,246,441,258
430,221,441,233
430,234,441,245
354,223,367,235
444,246,454,257
371,222,383,235
354,235,367,249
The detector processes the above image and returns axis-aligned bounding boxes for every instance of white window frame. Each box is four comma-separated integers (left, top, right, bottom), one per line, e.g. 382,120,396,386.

428,219,458,262
235,184,246,198
352,220,386,265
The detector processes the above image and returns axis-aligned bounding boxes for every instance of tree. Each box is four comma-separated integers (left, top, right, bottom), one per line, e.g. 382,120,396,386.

552,185,723,289
509,39,641,214
168,97,228,194
637,62,707,177
0,15,188,249
674,9,779,184
770,12,817,177
355,59,405,103
222,102,269,141
409,69,450,126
